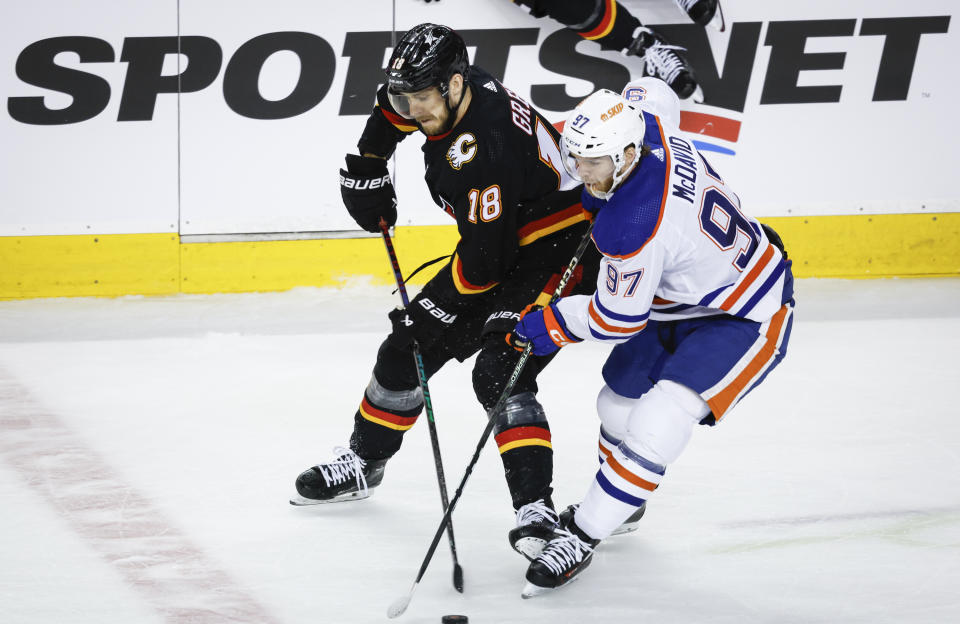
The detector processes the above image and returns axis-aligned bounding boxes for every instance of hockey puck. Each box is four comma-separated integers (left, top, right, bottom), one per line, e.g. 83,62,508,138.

441,616,468,624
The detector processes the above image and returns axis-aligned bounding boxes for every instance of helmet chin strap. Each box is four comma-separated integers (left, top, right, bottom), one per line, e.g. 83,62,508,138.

587,153,641,200
438,82,468,135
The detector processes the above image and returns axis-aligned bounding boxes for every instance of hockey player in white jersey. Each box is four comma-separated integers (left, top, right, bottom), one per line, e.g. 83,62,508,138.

509,89,795,596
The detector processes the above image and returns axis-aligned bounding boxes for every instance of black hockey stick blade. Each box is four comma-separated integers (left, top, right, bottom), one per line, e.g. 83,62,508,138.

454,563,464,593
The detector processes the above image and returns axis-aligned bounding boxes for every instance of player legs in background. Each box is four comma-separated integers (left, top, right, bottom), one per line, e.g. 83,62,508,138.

674,0,725,31
510,0,725,100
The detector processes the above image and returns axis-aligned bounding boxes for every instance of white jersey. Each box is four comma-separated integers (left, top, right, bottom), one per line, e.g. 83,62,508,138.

557,111,793,345
621,77,680,129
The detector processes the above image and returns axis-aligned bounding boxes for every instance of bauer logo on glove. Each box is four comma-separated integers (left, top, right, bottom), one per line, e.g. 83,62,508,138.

387,296,458,350
339,154,398,233
509,303,582,356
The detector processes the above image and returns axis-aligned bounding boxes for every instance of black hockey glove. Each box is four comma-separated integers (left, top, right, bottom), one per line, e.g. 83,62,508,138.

339,154,397,233
387,296,458,351
761,223,788,260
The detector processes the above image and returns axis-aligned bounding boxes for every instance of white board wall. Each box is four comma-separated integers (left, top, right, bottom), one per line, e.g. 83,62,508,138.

2,0,956,237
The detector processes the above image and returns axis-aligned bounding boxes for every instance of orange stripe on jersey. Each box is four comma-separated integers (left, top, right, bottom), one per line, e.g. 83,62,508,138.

594,116,669,260
517,204,585,246
707,304,790,418
580,0,617,40
380,107,417,133
451,252,498,295
542,305,578,346
495,426,552,454
719,244,775,311
359,398,418,431
589,300,647,334
653,296,675,305
606,456,658,492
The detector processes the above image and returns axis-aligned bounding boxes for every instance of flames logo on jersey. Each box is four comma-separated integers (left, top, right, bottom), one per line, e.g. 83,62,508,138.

446,133,478,170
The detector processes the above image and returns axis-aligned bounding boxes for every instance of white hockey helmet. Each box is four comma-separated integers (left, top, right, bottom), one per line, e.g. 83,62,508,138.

621,77,681,129
561,89,645,199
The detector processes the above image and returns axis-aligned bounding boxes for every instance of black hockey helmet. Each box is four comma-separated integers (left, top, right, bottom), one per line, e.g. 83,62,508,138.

386,23,469,103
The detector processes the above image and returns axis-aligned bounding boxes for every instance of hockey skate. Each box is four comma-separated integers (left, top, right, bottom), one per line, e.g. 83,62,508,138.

521,519,600,599
624,27,702,101
559,501,647,537
291,446,388,506
508,499,561,561
675,0,725,32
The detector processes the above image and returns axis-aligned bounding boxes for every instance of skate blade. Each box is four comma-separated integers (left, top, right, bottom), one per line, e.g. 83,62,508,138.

691,85,705,104
521,576,581,599
709,2,726,32
289,490,374,506
610,524,639,537
512,536,549,562
521,582,552,599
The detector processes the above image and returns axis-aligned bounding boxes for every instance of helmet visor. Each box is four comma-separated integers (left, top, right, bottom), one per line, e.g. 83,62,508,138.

387,87,414,119
387,86,444,120
561,140,615,186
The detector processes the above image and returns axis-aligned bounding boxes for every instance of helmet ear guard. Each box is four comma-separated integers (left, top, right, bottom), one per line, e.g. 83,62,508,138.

561,89,646,199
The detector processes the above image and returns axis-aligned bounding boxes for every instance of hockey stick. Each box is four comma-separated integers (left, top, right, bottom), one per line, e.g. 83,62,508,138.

387,220,596,618
379,219,464,594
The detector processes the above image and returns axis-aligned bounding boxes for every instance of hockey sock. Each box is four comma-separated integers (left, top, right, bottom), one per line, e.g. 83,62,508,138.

517,0,643,52
576,380,710,538
571,0,643,52
598,426,620,464
575,442,664,540
493,392,554,509
349,375,423,460
596,384,633,463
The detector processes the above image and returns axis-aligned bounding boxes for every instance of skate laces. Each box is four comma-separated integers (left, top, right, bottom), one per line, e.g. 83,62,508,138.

537,529,594,576
317,446,368,492
644,43,687,84
516,499,560,528
633,27,688,84
675,0,700,11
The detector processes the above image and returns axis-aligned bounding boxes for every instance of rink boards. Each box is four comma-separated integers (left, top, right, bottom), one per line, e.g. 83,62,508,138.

1,0,957,298
2,214,958,298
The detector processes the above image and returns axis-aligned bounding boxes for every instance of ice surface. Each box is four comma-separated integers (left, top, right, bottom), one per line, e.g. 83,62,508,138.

1,278,959,623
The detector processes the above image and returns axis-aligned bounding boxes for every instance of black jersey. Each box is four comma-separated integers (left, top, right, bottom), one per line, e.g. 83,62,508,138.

357,66,587,307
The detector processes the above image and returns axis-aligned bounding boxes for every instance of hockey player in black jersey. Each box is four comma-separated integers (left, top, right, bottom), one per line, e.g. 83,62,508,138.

293,23,600,558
